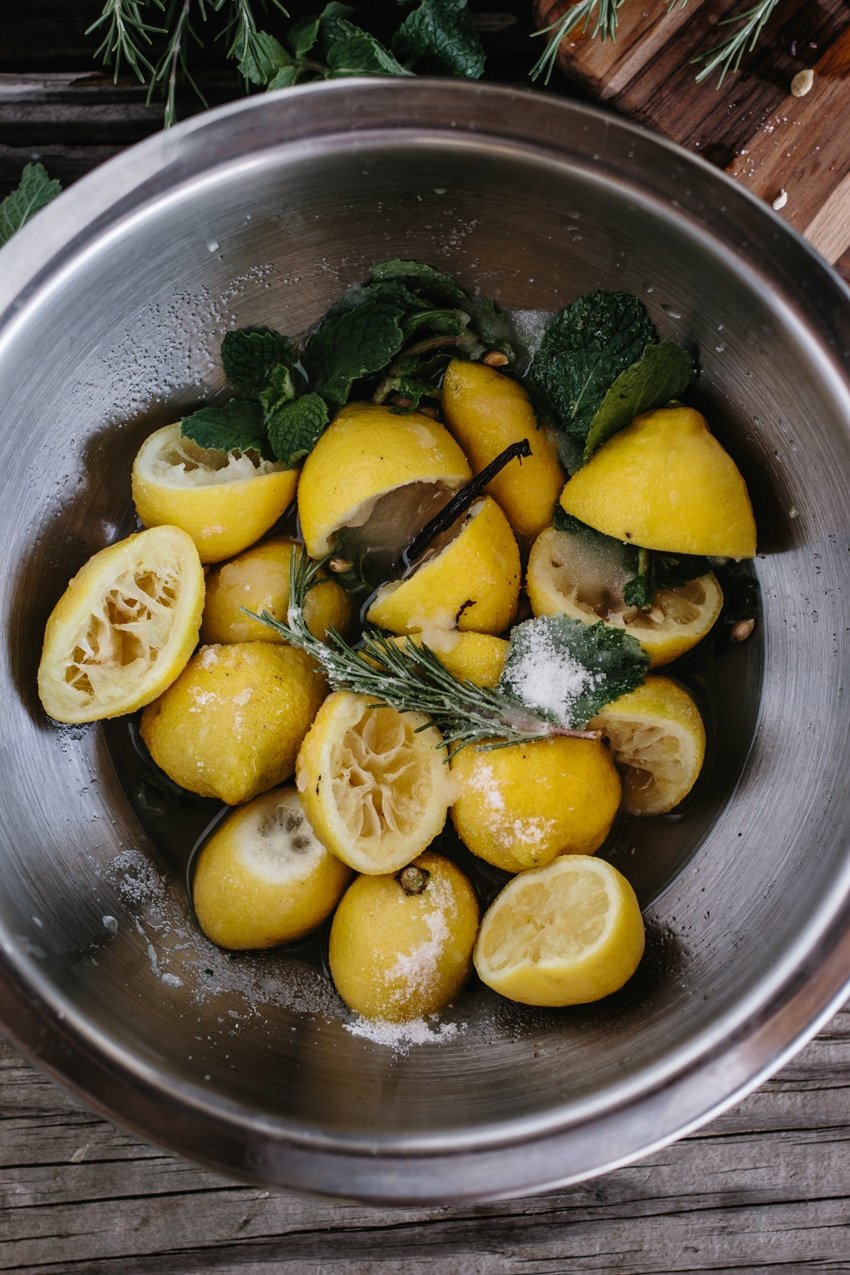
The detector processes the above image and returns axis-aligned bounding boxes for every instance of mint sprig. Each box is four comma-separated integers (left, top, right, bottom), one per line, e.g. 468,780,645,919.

528,291,656,443
583,341,695,461
0,163,61,248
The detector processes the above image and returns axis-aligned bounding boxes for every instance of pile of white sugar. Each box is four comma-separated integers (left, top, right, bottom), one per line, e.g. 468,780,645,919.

501,622,601,726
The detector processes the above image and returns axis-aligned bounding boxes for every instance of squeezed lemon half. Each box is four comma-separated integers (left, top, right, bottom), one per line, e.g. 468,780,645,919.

141,642,326,805
527,525,724,667
450,737,622,873
474,855,645,1007
365,496,521,636
37,524,204,724
560,406,757,559
590,675,706,815
132,423,298,563
441,358,564,541
297,402,471,560
296,690,452,875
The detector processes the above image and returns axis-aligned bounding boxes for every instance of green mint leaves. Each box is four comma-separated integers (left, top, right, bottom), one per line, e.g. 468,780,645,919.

181,400,271,457
583,341,694,461
266,393,330,467
528,292,655,440
499,615,649,729
0,163,61,249
179,258,517,465
221,327,297,397
302,300,407,409
528,291,696,468
238,1,483,91
394,0,485,79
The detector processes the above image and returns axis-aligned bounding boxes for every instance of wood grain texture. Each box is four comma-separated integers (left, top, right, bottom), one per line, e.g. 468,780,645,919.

2,1012,850,1273
534,0,850,263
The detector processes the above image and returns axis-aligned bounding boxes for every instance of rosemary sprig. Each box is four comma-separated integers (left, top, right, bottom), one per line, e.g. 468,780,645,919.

692,0,782,85
86,0,166,83
252,550,600,757
530,0,627,85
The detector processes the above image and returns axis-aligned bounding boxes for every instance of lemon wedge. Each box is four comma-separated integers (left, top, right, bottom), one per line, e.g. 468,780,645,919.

132,423,298,563
37,525,204,724
474,855,645,1007
296,690,452,874
329,850,480,1022
526,525,723,667
590,675,706,815
297,402,471,561
441,358,564,540
365,496,520,636
560,406,757,558
192,788,352,950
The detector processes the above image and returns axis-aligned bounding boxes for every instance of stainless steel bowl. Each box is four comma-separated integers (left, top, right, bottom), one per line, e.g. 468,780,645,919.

1,80,849,1204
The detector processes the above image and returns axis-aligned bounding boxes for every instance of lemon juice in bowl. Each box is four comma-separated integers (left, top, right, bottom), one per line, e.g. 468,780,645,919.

37,261,762,1036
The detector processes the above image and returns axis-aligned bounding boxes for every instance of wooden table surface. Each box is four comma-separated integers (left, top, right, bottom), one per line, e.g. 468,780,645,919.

2,4,849,1271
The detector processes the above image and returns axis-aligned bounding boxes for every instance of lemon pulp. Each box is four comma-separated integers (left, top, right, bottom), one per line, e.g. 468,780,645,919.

296,690,452,874
474,855,645,1006
38,524,204,724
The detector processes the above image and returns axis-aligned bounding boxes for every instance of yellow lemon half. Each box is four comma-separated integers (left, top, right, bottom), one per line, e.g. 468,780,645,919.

526,526,724,667
296,690,452,875
132,423,298,564
589,675,706,815
140,642,326,805
441,358,564,540
391,631,509,689
192,788,352,950
201,537,351,645
560,406,757,558
37,525,204,724
365,497,521,635
329,850,480,1022
451,737,622,873
474,855,645,1007
297,402,472,559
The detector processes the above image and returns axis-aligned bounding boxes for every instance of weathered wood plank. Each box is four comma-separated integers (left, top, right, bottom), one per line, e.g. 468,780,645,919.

1,1007,849,1274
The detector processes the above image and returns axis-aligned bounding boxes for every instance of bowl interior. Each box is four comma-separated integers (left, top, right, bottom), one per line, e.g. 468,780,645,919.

1,82,849,1199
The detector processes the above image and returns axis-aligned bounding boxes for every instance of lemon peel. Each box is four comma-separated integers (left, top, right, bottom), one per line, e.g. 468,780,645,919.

329,850,479,1022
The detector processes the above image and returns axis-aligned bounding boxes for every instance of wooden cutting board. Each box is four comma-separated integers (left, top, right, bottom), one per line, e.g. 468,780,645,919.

533,0,850,264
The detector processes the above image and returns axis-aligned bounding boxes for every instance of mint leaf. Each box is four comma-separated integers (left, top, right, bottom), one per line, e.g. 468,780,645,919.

303,299,407,407
0,163,61,248
653,551,712,589
583,341,695,461
369,259,517,356
622,548,654,609
499,615,649,729
527,292,656,444
322,16,413,77
370,258,470,309
289,13,324,57
221,327,297,396
181,400,271,457
259,363,298,415
268,65,301,89
394,0,485,78
402,307,468,338
237,32,295,87
267,393,329,466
